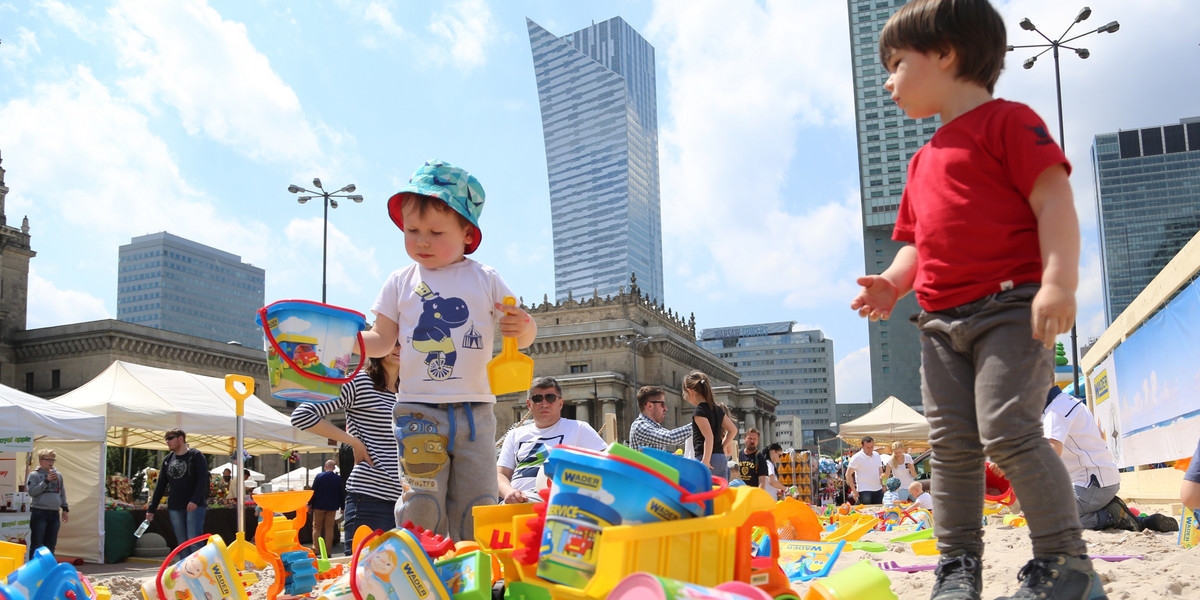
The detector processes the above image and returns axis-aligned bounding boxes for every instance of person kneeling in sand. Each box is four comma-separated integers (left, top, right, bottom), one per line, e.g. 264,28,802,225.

1043,385,1177,533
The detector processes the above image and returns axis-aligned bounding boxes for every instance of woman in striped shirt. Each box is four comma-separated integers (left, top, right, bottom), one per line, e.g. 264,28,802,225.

291,344,403,555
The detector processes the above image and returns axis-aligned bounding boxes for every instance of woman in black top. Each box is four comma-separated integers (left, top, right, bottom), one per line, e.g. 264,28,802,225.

683,371,738,481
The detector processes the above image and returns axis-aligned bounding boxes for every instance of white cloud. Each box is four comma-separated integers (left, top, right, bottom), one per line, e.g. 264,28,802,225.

36,0,95,39
835,346,873,405
109,0,338,170
0,27,40,71
26,269,109,329
279,218,380,303
649,0,862,309
427,0,496,69
364,1,407,38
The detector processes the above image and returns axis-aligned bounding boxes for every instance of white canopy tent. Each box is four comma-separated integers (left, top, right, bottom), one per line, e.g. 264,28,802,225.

51,361,330,455
837,396,930,446
0,383,107,563
268,466,339,492
210,463,265,482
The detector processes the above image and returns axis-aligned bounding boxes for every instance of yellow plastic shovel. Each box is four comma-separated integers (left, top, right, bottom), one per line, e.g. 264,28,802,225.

487,296,534,395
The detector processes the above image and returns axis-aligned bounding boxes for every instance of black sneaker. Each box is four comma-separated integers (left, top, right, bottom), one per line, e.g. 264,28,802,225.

931,551,983,600
1101,496,1142,531
996,555,1107,600
1140,513,1179,532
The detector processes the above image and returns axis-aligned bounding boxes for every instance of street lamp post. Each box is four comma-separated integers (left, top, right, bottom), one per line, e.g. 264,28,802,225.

616,333,654,391
1007,7,1119,390
287,178,364,303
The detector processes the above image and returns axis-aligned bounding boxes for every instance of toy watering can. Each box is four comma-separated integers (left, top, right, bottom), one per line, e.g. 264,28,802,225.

257,300,367,403
144,534,258,600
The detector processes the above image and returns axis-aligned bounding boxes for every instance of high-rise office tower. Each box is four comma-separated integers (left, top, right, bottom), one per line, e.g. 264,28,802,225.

527,16,665,304
698,322,835,448
847,0,939,410
1093,117,1200,324
117,232,265,347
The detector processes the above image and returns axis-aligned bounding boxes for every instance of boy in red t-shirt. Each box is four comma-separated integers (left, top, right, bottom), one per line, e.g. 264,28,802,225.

850,1,1100,599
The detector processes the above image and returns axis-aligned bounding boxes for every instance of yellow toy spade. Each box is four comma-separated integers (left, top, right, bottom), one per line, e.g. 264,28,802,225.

224,374,267,570
486,296,534,395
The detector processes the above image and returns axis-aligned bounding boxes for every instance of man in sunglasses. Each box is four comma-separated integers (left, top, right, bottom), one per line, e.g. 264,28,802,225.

146,428,210,557
497,376,607,503
629,385,691,453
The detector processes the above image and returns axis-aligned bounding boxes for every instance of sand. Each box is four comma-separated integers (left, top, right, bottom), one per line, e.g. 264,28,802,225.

94,506,1197,600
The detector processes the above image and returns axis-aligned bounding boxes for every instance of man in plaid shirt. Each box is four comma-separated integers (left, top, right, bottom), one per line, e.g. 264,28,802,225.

628,385,692,453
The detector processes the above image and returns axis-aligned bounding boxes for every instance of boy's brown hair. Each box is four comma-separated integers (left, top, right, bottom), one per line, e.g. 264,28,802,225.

399,193,475,232
878,0,1007,94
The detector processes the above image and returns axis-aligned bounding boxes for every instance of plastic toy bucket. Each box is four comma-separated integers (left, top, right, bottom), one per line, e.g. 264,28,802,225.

609,572,775,600
350,528,450,600
802,559,897,600
984,462,1016,506
536,445,726,588
257,300,367,403
151,534,249,600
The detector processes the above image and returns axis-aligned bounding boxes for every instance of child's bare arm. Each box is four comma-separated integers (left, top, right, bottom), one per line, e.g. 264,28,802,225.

1027,164,1079,349
851,244,918,321
361,314,400,358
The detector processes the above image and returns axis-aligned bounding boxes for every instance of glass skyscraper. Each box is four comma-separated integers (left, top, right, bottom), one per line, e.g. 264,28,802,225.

527,16,665,304
847,0,939,410
698,322,835,448
1092,117,1200,324
117,232,265,347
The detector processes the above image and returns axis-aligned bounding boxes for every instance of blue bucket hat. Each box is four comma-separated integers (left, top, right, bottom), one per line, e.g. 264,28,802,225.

886,476,902,491
387,159,485,254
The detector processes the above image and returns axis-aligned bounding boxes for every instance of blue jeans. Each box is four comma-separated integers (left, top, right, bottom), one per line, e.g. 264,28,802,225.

857,490,884,505
343,492,396,556
167,506,207,557
709,454,730,482
28,508,61,559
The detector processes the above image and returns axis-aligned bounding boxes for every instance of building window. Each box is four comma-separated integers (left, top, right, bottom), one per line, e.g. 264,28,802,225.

51,369,61,390
24,372,34,393
569,364,589,374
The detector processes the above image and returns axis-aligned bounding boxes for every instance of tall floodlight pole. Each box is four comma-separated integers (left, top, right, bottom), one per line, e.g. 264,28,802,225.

287,179,364,303
1008,7,1119,389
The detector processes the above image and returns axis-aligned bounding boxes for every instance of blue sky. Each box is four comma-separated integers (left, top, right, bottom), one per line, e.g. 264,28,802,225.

1,0,1197,406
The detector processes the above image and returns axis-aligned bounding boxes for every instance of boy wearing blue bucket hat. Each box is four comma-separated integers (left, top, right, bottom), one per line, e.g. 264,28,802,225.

358,159,537,541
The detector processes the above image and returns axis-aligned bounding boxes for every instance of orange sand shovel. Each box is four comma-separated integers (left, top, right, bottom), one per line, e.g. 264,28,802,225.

487,296,534,395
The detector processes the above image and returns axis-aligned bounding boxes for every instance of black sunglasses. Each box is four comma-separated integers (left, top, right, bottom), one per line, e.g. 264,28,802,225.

529,393,560,404
165,435,178,441
647,400,665,406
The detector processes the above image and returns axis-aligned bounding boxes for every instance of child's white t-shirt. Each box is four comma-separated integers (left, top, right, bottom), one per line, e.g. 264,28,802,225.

914,491,934,510
372,258,513,404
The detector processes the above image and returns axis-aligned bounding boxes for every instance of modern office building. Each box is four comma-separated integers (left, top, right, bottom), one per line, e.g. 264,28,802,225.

527,16,665,304
847,0,938,410
698,322,835,448
117,232,265,347
1092,117,1200,324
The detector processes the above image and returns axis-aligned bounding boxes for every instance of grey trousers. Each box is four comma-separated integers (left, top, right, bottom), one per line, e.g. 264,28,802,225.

916,285,1086,558
1076,476,1120,530
392,401,498,541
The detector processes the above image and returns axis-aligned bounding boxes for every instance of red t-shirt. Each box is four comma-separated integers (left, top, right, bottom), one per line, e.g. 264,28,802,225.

893,99,1070,311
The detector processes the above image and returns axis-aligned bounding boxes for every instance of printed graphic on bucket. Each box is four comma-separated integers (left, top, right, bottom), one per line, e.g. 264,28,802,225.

257,300,366,403
537,445,698,588
157,541,242,600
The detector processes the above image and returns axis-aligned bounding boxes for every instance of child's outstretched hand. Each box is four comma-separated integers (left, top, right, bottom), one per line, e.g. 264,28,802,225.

496,301,533,339
851,275,900,321
1030,282,1075,349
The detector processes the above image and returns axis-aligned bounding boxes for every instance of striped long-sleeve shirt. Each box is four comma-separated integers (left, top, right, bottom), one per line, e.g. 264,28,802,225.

291,371,404,502
629,413,692,453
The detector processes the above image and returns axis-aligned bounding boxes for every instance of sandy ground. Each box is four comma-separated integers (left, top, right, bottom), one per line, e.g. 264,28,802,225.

93,505,1196,600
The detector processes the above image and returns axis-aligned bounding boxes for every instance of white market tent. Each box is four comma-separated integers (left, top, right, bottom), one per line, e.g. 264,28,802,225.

268,466,339,492
210,463,265,482
51,361,330,455
0,382,107,563
837,396,930,446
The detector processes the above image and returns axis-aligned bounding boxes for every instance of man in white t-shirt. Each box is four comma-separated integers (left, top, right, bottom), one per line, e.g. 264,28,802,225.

845,436,884,505
497,376,607,503
1043,385,1177,532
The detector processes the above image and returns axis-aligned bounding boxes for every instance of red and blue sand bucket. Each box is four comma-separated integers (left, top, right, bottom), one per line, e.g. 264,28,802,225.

256,300,367,403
